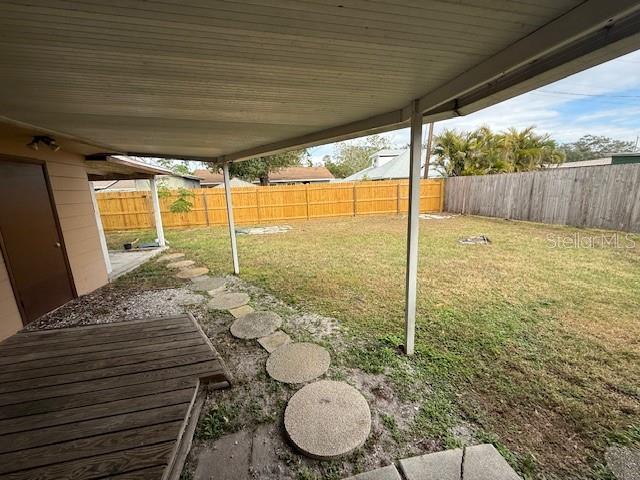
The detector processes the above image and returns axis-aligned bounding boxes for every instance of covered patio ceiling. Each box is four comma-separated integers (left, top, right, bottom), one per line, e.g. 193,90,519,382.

1,1,640,163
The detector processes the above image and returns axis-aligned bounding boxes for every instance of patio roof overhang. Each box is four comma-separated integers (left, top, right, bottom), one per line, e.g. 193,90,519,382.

0,1,639,163
85,155,172,181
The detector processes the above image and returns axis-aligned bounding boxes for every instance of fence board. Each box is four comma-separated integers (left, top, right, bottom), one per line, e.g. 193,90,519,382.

445,164,640,233
97,179,444,231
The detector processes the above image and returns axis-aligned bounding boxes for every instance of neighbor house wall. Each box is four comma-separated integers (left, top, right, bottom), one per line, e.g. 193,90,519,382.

0,137,109,337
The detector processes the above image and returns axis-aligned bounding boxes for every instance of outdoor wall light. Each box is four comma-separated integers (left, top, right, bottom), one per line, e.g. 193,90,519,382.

27,135,61,152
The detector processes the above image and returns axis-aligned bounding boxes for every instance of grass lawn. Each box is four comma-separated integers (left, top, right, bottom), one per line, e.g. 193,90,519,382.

107,215,640,479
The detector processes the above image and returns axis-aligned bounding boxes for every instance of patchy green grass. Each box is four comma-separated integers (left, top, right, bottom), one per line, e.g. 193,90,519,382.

106,215,640,478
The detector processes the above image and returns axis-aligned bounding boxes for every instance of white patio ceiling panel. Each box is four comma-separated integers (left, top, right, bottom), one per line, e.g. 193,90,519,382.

0,1,639,160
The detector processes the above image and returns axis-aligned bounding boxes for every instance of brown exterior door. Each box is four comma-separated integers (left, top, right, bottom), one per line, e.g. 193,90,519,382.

0,159,75,324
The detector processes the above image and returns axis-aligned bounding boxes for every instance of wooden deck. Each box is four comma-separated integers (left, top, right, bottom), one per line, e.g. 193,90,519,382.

0,314,230,480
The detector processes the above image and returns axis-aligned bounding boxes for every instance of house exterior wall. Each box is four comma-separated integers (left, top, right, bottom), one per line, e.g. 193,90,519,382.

0,254,22,339
0,138,109,339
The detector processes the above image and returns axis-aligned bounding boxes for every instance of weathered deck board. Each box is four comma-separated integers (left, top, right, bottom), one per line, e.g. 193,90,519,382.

0,315,230,480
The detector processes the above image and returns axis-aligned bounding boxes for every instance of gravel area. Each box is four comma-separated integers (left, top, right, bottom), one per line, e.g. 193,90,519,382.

27,286,208,330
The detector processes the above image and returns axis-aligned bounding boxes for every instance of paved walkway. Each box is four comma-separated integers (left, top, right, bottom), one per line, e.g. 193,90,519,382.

109,247,166,280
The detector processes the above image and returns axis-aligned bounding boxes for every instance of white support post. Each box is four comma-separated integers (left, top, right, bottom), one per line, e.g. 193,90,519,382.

149,177,166,247
404,103,423,355
223,163,240,274
89,181,112,275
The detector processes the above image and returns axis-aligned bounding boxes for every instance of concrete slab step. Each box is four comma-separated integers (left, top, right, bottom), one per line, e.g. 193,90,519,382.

344,465,402,480
397,444,521,480
399,448,462,480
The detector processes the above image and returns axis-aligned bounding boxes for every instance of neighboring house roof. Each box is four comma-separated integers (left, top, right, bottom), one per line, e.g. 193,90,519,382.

342,148,442,181
93,171,201,191
194,166,334,185
213,178,257,188
193,169,224,185
550,158,612,168
373,149,404,157
268,166,334,182
92,179,138,191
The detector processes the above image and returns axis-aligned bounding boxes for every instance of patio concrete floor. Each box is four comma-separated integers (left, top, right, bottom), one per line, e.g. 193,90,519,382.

109,248,166,280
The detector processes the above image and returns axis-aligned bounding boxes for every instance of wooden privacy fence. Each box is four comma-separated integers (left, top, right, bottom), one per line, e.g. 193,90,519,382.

97,179,445,231
445,164,640,233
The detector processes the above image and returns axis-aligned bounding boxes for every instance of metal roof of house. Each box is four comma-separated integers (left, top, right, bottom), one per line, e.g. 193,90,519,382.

550,158,613,168
343,148,442,181
1,2,640,163
213,178,257,188
194,166,334,184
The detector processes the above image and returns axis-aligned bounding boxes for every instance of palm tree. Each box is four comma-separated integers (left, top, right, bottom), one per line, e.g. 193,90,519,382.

498,127,564,171
434,126,564,176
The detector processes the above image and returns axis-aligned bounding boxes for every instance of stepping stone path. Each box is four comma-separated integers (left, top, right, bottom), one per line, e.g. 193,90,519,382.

266,342,330,383
190,276,227,293
606,446,640,480
166,259,195,269
229,305,254,318
157,251,374,467
230,312,282,339
176,267,209,279
258,330,291,353
156,252,185,262
208,292,249,310
284,380,371,459
398,444,522,480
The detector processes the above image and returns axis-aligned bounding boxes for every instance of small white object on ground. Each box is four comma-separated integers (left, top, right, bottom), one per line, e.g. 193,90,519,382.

266,342,330,383
230,312,282,339
236,225,292,235
419,214,455,220
284,380,371,459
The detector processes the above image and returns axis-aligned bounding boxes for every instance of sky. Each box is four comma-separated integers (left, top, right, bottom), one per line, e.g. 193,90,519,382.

308,49,640,165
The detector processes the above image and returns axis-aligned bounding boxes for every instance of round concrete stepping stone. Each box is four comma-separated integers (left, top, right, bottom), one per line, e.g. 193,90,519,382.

156,252,185,262
266,342,330,384
207,292,249,310
284,380,371,459
166,260,195,269
230,312,282,339
176,267,209,279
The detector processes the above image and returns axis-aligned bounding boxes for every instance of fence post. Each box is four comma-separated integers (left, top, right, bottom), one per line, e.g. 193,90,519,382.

305,184,310,219
353,183,357,216
397,181,401,214
202,190,210,226
256,189,261,222
439,180,445,213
